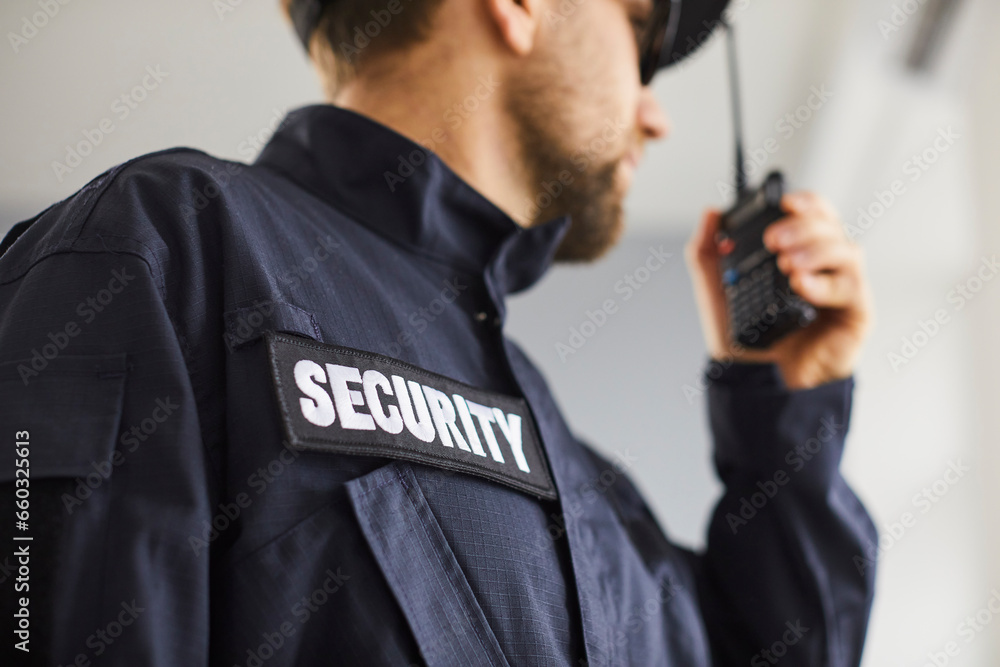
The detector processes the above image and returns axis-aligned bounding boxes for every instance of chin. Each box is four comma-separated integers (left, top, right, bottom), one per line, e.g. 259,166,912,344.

550,154,628,262
554,207,625,263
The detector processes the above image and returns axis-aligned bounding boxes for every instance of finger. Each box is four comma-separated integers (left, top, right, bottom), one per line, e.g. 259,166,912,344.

764,214,844,252
788,269,858,308
686,209,734,359
776,239,861,275
781,191,838,221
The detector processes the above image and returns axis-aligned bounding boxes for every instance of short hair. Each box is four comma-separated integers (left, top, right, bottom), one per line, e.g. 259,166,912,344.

281,0,447,97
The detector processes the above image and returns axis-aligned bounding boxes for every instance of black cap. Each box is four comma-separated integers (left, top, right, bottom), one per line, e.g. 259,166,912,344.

661,0,731,68
290,0,731,73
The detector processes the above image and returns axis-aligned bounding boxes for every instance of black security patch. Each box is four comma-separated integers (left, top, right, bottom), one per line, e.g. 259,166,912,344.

265,332,557,500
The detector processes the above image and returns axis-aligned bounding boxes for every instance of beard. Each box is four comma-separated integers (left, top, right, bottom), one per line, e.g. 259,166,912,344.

504,70,628,262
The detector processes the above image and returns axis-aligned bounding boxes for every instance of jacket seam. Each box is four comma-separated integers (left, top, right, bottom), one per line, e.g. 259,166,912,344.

0,147,201,292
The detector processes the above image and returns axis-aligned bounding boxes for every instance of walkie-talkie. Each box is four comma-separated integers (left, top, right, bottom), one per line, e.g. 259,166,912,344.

716,21,817,349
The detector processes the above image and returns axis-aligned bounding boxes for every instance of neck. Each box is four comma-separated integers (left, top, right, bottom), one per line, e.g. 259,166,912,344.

332,62,533,227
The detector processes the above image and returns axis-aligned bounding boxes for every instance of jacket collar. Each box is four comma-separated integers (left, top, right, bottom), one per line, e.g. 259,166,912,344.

254,104,570,297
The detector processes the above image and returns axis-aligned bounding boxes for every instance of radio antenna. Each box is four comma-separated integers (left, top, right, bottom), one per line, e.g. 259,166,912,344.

722,19,748,196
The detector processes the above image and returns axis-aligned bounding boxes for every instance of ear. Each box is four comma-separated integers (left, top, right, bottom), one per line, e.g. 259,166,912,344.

485,0,543,56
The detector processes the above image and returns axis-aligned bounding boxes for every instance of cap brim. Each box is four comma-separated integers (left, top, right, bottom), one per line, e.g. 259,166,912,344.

661,0,731,69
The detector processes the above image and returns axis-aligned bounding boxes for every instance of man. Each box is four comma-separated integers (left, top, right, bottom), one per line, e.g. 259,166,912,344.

0,0,876,664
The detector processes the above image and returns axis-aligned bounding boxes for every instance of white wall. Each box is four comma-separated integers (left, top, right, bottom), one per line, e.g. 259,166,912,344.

967,0,1000,661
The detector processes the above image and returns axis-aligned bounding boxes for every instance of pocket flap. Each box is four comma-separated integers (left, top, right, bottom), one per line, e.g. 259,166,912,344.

223,300,322,350
347,462,510,667
0,353,128,481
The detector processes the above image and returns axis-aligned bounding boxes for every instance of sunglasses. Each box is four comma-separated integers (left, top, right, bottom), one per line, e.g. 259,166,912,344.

639,0,683,86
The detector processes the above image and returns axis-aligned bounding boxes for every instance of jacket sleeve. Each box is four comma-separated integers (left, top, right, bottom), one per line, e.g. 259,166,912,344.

687,362,877,666
588,361,877,666
0,207,220,664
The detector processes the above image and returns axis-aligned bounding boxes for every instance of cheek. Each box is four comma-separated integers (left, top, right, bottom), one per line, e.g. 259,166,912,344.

545,3,640,153
581,8,640,139
596,2,642,87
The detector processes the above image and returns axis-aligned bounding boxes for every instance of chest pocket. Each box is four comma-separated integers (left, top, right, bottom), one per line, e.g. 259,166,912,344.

223,299,511,664
347,462,511,667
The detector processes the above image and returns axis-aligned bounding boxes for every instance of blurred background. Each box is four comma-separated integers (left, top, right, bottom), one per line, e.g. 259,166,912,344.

1,0,997,663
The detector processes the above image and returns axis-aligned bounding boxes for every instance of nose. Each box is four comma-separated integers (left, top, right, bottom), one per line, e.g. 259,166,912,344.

636,86,670,141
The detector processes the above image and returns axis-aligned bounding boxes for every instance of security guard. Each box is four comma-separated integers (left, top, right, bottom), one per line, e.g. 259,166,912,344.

0,0,877,664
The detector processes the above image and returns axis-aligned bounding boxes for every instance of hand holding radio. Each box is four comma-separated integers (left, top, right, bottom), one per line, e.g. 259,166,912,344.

686,193,872,390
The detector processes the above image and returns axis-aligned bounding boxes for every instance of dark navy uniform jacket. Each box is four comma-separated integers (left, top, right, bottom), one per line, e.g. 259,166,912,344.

0,104,876,666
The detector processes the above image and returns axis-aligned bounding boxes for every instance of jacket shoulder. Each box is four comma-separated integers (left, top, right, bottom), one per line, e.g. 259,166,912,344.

0,147,257,285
